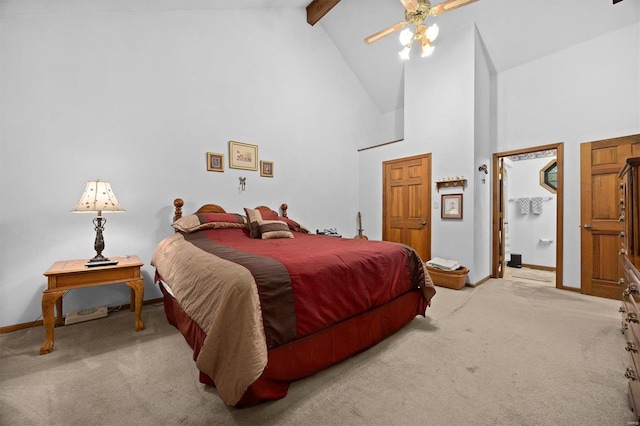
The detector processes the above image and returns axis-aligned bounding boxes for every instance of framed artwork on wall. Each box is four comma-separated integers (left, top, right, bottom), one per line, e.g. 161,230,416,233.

260,160,274,177
206,152,224,172
442,194,463,219
229,141,258,171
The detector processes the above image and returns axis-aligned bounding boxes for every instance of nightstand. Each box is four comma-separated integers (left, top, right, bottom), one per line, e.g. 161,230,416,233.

40,255,145,355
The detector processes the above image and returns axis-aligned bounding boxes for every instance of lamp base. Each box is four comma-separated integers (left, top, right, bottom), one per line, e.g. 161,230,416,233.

88,254,110,263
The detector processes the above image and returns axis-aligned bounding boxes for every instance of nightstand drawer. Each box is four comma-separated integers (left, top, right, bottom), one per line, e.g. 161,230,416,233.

50,267,141,288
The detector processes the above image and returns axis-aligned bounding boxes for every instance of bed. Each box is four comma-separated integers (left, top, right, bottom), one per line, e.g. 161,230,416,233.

151,198,436,407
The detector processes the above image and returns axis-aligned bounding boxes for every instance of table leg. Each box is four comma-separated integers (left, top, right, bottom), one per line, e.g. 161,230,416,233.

55,297,64,326
125,279,145,331
40,290,66,355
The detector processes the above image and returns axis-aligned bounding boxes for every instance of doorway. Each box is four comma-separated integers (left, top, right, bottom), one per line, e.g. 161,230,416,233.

492,143,564,289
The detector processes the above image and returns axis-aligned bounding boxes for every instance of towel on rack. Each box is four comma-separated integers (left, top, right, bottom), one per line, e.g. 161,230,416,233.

518,197,530,214
531,197,543,214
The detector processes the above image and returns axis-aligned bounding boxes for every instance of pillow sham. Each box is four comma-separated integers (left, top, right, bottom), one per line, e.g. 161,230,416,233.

279,216,309,234
258,219,294,239
173,213,247,233
244,208,263,238
245,207,309,234
244,208,295,239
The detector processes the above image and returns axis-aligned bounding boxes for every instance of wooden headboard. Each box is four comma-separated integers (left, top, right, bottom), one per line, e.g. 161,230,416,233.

173,198,288,223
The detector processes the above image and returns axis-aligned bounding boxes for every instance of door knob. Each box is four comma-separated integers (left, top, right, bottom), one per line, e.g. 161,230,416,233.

583,224,594,229
421,221,427,225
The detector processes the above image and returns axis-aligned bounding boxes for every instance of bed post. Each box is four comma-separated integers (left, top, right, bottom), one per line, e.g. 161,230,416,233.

174,198,184,222
280,203,288,218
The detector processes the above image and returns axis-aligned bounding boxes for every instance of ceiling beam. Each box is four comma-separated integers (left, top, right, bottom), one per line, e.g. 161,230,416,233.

306,0,341,26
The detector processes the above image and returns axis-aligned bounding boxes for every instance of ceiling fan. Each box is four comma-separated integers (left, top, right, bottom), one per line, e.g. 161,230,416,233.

365,0,479,59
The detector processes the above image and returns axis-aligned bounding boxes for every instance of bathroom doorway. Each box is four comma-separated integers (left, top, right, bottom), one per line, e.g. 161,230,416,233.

492,143,564,289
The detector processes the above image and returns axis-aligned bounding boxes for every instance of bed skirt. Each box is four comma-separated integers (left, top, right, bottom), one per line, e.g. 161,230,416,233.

159,281,427,407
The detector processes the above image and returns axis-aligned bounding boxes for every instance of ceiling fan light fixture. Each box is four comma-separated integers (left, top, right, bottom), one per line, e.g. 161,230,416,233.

426,23,439,42
399,28,414,46
366,0,478,59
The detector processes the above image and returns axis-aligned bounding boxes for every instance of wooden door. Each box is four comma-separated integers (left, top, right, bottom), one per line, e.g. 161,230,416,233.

382,154,431,262
581,135,640,299
497,158,506,278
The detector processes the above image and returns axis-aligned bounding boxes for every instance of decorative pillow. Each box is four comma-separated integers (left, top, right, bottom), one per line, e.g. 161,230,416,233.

278,216,309,233
259,220,294,239
244,208,263,238
256,209,279,221
172,213,247,233
253,208,310,233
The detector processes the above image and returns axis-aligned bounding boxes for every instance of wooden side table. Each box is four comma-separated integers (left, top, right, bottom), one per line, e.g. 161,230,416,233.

40,255,145,355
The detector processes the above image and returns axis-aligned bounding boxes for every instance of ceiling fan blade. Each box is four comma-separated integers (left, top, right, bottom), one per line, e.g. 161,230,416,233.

431,0,479,16
365,21,408,44
400,0,419,12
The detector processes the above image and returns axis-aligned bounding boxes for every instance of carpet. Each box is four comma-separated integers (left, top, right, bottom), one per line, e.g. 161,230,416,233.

512,269,555,282
0,280,633,425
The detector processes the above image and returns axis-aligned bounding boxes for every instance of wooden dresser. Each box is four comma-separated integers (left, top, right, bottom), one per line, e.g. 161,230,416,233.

619,157,640,420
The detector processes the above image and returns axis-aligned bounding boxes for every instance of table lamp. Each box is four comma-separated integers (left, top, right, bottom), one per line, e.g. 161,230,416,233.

70,180,125,265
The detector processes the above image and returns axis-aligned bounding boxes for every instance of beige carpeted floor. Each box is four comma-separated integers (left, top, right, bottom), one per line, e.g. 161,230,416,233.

0,278,634,425
505,266,556,287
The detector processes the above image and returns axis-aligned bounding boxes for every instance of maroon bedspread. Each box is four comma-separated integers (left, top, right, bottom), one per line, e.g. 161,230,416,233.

184,229,431,347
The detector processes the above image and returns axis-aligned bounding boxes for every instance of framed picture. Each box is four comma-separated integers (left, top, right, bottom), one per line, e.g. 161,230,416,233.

260,160,274,178
206,152,224,172
229,141,258,171
442,194,463,219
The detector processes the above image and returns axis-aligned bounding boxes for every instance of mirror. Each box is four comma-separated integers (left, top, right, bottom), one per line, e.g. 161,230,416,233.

540,160,557,193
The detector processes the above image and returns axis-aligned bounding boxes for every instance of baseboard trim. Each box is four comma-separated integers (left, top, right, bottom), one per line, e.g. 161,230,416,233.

467,275,491,288
521,263,556,272
0,298,164,334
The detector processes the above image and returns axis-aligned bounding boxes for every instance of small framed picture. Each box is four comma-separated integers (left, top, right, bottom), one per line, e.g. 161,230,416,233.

260,160,274,178
442,194,463,219
229,141,258,171
206,152,224,172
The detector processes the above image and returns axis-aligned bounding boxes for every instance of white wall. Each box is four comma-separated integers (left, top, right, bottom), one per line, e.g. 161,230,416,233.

496,22,640,288
0,5,383,327
473,26,493,281
358,25,480,281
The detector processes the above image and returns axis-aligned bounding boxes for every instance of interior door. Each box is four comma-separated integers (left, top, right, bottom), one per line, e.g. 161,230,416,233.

382,154,431,262
497,158,506,278
580,135,640,299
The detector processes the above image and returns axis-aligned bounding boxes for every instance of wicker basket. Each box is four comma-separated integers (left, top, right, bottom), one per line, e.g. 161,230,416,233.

425,265,469,290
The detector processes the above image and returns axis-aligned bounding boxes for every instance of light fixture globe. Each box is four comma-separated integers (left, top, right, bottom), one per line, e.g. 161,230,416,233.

426,23,439,41
399,45,412,60
399,28,414,46
420,39,435,57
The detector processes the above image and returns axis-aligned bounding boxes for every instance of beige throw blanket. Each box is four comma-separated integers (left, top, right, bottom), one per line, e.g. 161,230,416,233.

152,233,267,406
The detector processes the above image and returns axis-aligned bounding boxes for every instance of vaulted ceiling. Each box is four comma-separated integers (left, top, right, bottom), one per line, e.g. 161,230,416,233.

307,0,639,113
